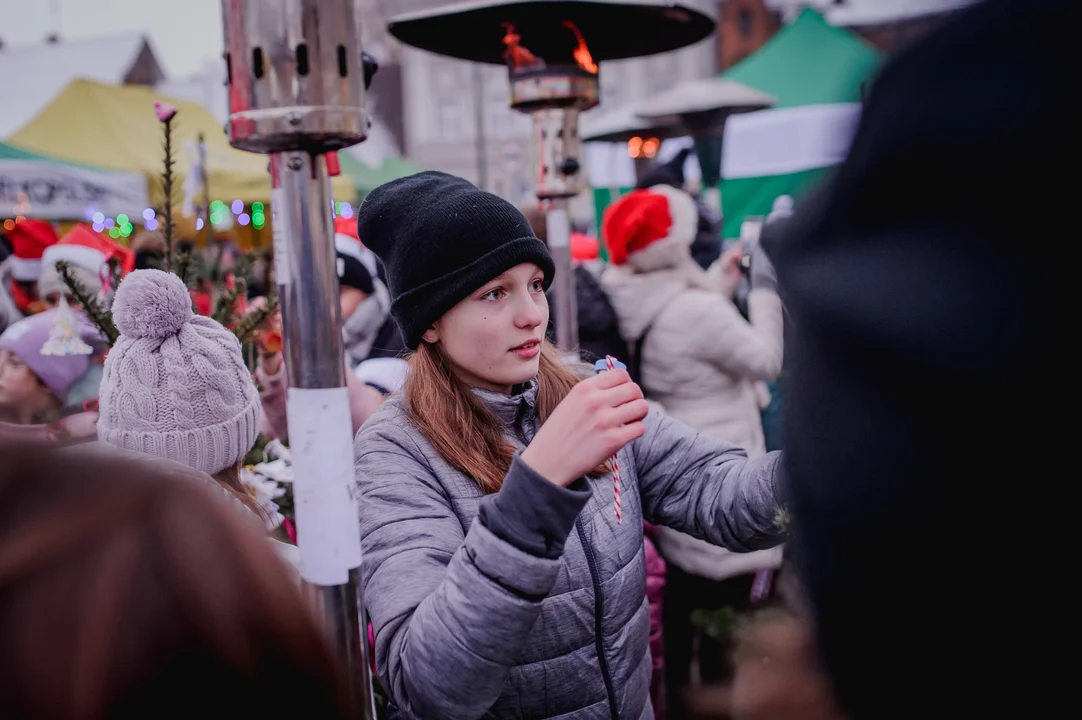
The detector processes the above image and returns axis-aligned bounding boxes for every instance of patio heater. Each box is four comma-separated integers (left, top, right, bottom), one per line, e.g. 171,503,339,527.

634,77,774,212
219,0,375,715
387,0,715,357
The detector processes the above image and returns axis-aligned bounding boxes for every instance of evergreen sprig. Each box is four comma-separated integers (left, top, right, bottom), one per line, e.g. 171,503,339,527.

159,113,177,271
55,261,118,346
234,295,279,344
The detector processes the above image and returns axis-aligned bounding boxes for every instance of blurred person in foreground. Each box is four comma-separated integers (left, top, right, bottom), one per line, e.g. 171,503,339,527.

0,440,353,718
771,0,1071,717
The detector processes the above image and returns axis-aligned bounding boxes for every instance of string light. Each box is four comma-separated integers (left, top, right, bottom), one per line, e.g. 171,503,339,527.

252,211,265,229
109,227,121,239
238,213,250,226
145,218,159,231
142,208,155,221
104,218,115,228
627,135,661,159
196,218,204,230
92,222,105,232
231,199,244,215
3,219,13,231
92,212,105,224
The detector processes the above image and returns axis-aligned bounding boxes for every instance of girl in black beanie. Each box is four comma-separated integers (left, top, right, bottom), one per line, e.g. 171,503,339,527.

353,171,786,719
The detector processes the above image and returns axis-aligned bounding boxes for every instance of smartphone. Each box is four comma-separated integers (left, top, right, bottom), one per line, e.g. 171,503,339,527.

739,216,765,271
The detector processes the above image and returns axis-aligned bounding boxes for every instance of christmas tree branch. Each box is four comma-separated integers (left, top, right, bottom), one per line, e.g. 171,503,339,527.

154,104,178,272
211,283,241,328
174,249,192,287
55,261,119,346
234,295,278,344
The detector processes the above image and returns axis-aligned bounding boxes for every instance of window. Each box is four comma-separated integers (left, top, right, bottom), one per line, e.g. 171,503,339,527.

438,99,462,141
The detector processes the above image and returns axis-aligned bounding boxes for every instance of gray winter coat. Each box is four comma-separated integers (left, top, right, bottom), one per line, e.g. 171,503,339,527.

354,379,783,720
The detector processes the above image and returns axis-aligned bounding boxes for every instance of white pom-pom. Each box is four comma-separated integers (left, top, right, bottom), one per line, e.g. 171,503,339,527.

112,269,193,340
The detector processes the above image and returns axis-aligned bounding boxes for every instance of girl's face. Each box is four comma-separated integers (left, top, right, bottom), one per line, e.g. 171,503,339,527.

0,349,58,421
424,263,548,394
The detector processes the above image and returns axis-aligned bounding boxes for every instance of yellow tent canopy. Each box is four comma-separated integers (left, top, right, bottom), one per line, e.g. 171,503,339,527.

9,78,355,206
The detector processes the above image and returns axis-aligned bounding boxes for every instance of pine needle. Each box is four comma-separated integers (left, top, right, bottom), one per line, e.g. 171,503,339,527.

55,261,119,346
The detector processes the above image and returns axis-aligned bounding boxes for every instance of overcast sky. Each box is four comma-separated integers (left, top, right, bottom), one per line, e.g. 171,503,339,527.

0,0,225,77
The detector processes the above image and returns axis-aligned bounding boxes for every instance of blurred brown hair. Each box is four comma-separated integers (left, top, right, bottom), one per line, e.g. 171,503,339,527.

520,203,548,245
0,441,352,719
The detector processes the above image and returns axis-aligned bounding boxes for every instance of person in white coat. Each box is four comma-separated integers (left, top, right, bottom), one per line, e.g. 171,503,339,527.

599,184,785,715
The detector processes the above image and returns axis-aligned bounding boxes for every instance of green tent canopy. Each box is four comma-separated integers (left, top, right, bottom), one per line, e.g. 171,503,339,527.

0,140,50,161
723,9,881,108
337,151,422,200
718,9,881,237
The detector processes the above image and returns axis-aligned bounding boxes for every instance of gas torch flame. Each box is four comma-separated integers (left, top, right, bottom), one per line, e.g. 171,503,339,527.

502,22,544,70
563,21,598,74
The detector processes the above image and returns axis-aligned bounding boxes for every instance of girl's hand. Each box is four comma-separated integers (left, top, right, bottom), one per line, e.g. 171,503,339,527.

521,370,648,487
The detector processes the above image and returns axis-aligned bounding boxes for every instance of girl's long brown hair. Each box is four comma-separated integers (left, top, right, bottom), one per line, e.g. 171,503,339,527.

405,341,606,493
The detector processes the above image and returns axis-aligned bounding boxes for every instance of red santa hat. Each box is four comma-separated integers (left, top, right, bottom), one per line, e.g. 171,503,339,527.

37,224,136,299
602,184,697,269
5,219,59,281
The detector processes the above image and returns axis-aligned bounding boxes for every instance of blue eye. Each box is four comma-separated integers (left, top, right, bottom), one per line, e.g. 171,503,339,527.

481,288,504,302
530,279,545,292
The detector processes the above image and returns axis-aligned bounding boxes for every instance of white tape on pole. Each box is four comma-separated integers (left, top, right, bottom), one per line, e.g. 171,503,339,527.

270,187,291,286
286,386,362,585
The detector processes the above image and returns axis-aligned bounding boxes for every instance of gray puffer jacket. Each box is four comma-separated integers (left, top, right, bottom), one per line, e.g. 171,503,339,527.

354,379,783,720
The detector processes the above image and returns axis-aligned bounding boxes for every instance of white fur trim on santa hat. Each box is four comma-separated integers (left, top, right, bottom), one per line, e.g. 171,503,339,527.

9,257,42,282
41,244,107,276
627,184,699,273
335,233,379,277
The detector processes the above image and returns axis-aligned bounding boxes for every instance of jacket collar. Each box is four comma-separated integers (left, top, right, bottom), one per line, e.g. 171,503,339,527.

471,378,538,425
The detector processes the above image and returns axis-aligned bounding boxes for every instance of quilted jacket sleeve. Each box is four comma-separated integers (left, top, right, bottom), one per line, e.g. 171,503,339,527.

633,410,785,552
685,288,785,382
354,413,585,720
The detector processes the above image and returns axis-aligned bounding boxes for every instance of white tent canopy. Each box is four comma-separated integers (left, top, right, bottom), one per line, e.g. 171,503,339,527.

721,103,860,180
0,157,149,220
581,103,677,144
635,78,775,119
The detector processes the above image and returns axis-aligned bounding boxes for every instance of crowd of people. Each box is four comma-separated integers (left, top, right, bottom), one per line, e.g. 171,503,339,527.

0,0,1064,717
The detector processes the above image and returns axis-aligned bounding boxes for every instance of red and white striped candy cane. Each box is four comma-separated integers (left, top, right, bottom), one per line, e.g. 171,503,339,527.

605,355,623,524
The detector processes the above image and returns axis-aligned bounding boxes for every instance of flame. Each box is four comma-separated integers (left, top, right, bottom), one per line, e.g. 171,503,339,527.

563,21,598,74
501,22,543,70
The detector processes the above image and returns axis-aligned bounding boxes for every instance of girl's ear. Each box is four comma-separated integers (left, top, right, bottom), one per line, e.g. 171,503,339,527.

421,326,440,344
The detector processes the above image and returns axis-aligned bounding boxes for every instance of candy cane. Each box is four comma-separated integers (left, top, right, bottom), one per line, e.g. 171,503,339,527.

597,355,624,524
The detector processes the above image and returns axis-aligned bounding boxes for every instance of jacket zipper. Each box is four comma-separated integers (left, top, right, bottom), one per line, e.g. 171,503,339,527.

577,520,620,720
516,403,619,719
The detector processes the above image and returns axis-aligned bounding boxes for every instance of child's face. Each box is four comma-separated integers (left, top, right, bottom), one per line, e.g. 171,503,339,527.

0,349,55,416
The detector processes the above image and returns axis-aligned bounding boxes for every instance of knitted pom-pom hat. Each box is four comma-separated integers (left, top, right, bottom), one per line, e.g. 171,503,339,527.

356,171,554,349
97,269,261,476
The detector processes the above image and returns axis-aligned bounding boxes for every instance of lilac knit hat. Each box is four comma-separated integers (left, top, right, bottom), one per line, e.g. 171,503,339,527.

97,269,261,476
0,309,101,400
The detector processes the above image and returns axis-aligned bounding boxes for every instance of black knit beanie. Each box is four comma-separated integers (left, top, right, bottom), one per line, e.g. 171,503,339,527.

355,171,554,349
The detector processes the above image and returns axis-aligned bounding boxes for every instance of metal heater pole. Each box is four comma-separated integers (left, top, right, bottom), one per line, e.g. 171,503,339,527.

273,150,375,719
545,200,579,361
